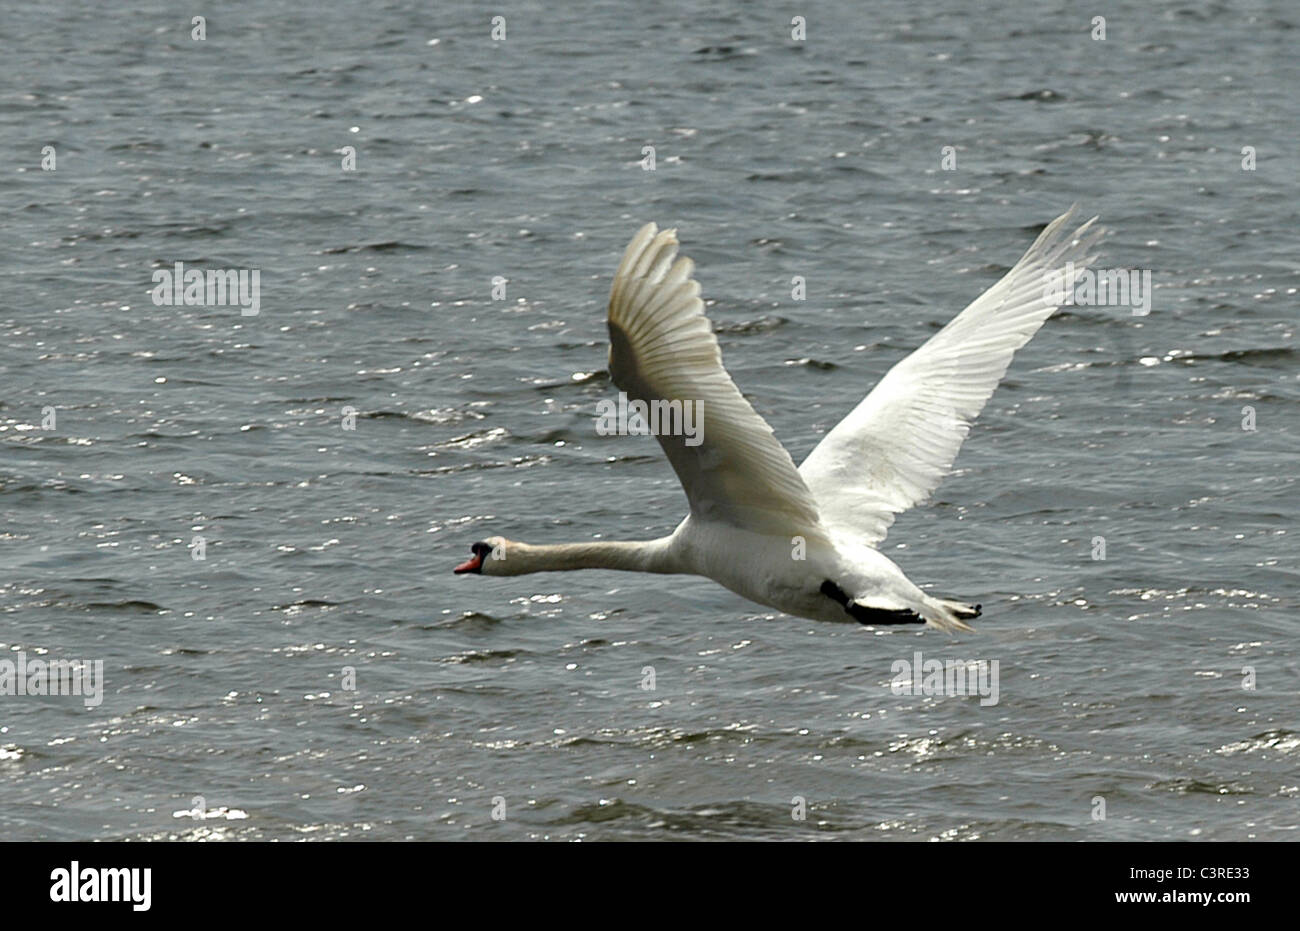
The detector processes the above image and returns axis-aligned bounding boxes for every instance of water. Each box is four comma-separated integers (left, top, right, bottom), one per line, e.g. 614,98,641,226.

1,1,1296,840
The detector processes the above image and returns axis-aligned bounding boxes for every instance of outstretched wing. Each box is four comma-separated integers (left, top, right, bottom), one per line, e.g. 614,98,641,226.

607,223,827,540
799,206,1104,546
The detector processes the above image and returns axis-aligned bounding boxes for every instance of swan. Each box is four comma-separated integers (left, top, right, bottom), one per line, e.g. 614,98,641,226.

454,207,1102,632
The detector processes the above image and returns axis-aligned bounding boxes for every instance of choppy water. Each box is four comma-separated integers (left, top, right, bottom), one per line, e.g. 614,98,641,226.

1,1,1296,840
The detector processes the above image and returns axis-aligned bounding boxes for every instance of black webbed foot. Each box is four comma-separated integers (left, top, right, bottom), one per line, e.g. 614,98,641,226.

821,580,924,626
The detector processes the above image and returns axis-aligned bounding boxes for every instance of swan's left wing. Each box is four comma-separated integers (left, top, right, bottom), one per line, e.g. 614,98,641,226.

607,224,827,541
799,206,1104,547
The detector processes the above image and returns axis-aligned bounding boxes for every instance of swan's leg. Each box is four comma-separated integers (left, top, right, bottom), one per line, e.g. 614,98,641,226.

937,597,982,619
819,580,924,626
819,579,851,607
849,603,925,625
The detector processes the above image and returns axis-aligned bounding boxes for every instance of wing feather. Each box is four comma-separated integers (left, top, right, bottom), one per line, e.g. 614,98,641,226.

799,206,1105,546
607,224,827,540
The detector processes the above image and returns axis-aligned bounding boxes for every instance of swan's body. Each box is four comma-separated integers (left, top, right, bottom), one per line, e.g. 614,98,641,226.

455,208,1103,632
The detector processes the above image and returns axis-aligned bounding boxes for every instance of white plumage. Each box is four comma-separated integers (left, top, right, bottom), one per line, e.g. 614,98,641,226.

800,208,1103,547
456,208,1103,633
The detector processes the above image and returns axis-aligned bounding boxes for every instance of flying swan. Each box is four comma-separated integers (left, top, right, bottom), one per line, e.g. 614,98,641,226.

455,207,1102,632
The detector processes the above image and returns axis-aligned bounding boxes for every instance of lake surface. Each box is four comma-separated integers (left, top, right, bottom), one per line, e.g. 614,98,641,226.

1,0,1296,840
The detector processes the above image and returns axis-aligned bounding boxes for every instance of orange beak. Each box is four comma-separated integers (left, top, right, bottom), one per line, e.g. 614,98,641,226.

453,552,483,574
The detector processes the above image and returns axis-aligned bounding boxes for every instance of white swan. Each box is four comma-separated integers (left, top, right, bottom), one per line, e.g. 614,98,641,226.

455,207,1102,632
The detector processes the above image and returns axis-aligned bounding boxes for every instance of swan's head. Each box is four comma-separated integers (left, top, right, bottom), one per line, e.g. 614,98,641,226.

453,536,510,576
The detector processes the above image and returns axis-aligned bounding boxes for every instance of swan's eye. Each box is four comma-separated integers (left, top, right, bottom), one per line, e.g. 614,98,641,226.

471,541,492,558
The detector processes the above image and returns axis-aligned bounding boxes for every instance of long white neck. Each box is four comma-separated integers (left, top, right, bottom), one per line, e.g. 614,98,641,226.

489,538,680,576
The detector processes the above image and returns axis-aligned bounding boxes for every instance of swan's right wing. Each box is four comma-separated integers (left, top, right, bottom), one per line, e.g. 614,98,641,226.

607,224,828,541
799,207,1104,547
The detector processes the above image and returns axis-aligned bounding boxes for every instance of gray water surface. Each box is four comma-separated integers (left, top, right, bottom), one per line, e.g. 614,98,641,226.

1,1,1297,840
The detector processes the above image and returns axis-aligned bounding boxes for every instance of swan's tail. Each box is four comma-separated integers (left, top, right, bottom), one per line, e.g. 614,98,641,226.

923,597,981,633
